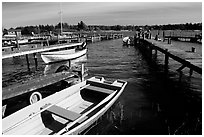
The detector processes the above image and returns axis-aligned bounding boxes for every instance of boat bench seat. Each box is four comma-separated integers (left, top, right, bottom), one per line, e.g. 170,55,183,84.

46,105,81,121
87,80,121,91
84,85,115,94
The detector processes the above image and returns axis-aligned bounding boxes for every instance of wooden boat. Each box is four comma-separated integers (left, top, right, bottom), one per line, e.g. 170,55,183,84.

2,76,127,135
2,68,85,118
41,42,87,64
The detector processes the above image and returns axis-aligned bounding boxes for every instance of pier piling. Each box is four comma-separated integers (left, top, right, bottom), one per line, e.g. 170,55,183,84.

167,38,171,44
25,54,30,71
136,38,202,76
164,49,169,73
33,53,38,70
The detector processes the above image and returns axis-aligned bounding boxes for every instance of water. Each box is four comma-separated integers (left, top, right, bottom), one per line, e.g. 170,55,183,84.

2,38,202,135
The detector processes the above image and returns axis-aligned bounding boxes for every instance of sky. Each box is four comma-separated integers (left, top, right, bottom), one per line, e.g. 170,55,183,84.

2,1,202,29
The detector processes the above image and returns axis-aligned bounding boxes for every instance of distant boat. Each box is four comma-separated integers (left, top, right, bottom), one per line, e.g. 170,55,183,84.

41,42,87,64
123,37,131,45
2,76,127,135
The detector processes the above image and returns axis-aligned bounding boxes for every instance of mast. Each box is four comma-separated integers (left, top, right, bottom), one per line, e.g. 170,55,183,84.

60,2,63,35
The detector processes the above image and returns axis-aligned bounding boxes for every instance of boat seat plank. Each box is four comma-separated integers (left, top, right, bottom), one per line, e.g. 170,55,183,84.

46,105,81,121
84,85,115,94
87,80,120,91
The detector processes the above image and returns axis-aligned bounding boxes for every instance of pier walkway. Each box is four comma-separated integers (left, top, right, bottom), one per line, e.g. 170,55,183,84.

137,38,202,75
2,42,82,59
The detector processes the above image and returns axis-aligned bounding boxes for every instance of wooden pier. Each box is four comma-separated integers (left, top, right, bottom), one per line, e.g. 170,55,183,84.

155,30,202,43
2,42,84,72
2,42,83,59
135,37,202,76
164,35,202,43
2,64,87,117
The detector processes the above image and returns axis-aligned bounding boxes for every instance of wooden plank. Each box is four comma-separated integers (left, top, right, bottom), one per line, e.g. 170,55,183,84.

85,85,115,94
2,72,76,100
46,105,81,121
144,39,202,74
87,80,120,91
2,42,83,59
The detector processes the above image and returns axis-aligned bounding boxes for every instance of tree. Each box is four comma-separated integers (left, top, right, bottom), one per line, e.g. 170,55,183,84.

77,21,88,31
3,28,8,35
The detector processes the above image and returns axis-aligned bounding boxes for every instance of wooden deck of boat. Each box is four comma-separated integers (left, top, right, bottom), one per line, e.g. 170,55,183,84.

2,42,82,59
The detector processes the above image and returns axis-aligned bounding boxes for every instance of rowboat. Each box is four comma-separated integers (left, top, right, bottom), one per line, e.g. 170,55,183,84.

41,42,87,64
2,76,127,135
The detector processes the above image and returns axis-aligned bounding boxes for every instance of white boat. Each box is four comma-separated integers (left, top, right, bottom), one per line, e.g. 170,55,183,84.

2,76,127,135
123,36,131,45
41,42,87,64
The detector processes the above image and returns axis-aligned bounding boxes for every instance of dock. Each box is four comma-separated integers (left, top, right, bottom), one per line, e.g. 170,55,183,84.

2,42,83,59
2,72,76,101
135,37,202,76
2,64,88,117
2,42,84,72
152,30,202,43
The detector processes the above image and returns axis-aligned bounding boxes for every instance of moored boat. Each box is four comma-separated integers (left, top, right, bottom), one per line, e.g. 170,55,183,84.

123,36,131,45
41,42,87,64
2,76,127,135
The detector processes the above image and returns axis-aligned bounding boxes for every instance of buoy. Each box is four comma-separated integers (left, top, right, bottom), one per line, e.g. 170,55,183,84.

29,92,42,104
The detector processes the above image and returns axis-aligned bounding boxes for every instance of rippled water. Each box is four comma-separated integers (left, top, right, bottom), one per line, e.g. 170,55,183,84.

2,38,202,135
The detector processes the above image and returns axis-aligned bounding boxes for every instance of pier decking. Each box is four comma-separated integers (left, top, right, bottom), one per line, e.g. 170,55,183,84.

2,72,76,101
2,42,83,59
136,38,202,75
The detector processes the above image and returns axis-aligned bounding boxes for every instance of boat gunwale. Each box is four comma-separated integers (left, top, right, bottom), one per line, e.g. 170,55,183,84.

58,80,127,135
2,82,88,134
41,48,87,64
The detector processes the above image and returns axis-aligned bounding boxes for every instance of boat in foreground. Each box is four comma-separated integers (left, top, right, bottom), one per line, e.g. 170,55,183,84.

2,76,127,135
41,42,87,64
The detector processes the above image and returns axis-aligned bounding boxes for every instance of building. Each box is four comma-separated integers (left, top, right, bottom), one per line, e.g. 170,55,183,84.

7,29,21,37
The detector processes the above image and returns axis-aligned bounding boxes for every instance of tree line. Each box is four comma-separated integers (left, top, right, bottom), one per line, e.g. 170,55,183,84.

3,21,202,36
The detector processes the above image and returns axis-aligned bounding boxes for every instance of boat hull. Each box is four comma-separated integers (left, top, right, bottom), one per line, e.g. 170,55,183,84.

2,77,127,135
64,81,126,135
41,48,87,64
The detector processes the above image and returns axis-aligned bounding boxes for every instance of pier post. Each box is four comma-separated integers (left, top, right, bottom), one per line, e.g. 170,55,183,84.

46,39,49,46
68,60,71,67
168,38,171,44
33,53,38,70
163,31,165,42
81,64,84,81
164,49,169,73
153,49,157,60
15,31,20,50
189,68,193,76
25,54,30,71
